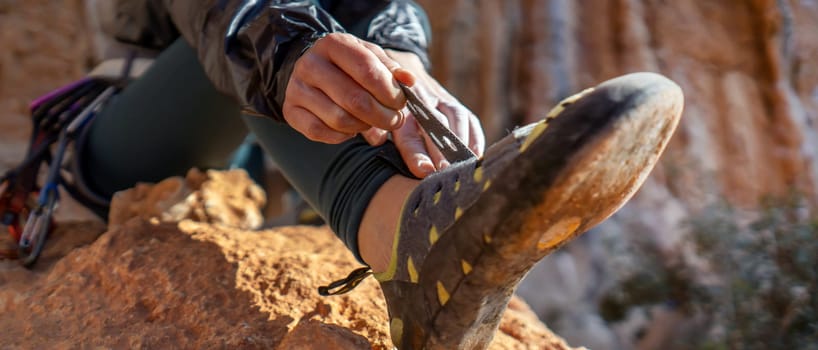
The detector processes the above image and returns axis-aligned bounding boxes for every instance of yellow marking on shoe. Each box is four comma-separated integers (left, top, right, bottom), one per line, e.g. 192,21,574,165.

454,179,461,192
407,257,419,283
390,318,404,345
473,167,484,183
483,233,492,244
537,216,582,250
461,260,473,275
455,207,464,220
520,121,550,152
433,191,442,204
374,197,411,281
521,88,594,152
429,226,439,244
483,180,492,191
436,281,450,305
547,88,594,119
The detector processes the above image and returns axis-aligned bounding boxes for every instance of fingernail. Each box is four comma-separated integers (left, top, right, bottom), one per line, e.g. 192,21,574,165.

376,129,389,144
418,159,435,176
438,160,450,170
394,68,415,86
363,130,382,146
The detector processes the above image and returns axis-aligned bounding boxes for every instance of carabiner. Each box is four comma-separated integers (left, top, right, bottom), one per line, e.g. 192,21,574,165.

17,182,58,266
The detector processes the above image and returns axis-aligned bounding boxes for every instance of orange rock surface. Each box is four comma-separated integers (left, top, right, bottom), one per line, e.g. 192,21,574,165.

0,170,577,349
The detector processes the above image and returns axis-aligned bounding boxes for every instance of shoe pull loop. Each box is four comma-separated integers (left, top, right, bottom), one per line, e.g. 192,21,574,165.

318,267,372,296
399,83,476,163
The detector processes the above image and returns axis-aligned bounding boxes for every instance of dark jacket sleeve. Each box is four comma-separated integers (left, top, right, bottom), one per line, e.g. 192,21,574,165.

318,0,432,68
114,0,431,121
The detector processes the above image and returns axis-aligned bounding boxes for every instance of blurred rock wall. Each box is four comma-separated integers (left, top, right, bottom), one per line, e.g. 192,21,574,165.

418,0,818,208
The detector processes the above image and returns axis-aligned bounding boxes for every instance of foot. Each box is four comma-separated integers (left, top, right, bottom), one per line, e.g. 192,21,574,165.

359,175,420,272
374,72,684,349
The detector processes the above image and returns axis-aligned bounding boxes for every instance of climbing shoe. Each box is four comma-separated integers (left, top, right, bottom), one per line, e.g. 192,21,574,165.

373,72,684,349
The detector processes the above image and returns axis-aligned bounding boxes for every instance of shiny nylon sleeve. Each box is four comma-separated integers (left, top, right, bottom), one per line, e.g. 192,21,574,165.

365,1,432,69
161,0,344,120
125,0,431,121
318,0,432,69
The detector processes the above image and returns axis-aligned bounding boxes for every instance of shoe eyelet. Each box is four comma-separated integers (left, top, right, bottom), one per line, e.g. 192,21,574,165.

453,173,461,192
432,183,443,205
411,196,422,216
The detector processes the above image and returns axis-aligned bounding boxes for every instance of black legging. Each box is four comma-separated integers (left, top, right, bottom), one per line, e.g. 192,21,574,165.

79,39,405,262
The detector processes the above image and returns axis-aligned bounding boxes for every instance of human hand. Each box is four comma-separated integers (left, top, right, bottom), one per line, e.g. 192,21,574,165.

284,33,413,144
385,50,485,178
284,33,485,178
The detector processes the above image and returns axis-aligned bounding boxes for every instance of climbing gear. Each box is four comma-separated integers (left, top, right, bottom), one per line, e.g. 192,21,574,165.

0,56,136,266
320,73,684,349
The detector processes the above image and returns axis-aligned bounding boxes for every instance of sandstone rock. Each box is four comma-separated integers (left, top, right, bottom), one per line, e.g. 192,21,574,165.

0,171,577,349
109,169,266,230
417,0,818,208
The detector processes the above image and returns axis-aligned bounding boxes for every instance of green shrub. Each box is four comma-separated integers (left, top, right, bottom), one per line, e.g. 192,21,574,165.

599,198,818,349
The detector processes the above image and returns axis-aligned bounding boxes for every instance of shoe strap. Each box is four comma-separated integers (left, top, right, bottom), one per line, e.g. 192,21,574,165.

399,83,477,163
317,267,372,296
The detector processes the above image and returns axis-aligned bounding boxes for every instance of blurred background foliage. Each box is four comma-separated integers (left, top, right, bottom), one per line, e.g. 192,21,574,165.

600,196,818,349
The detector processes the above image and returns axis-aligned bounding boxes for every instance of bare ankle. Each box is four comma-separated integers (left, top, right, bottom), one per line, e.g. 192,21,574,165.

358,175,419,272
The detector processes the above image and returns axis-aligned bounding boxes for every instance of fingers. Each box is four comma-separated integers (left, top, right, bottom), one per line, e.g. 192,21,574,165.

312,34,407,111
283,105,355,144
438,100,486,157
391,101,483,177
421,108,451,170
296,53,403,131
389,80,483,173
392,115,437,178
468,113,486,156
361,127,389,146
362,41,416,86
285,32,486,170
288,80,370,134
423,133,449,170
437,101,470,154
392,67,416,86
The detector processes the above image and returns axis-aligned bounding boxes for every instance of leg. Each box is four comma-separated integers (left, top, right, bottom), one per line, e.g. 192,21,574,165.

80,39,247,199
241,115,416,268
76,38,414,267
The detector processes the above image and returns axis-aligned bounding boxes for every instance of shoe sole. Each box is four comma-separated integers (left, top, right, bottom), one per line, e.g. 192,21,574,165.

392,72,683,349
